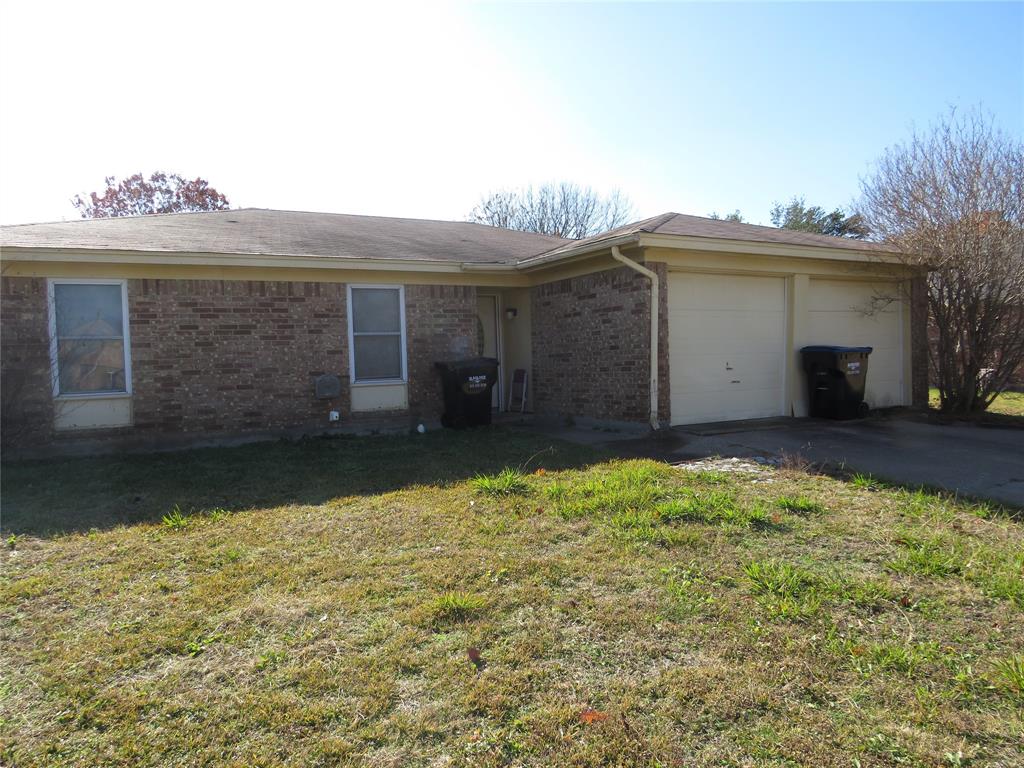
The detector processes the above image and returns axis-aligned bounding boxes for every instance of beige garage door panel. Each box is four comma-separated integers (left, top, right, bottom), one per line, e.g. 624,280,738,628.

808,279,904,408
669,273,786,425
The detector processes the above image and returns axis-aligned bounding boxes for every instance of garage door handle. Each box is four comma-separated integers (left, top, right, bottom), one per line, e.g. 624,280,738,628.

730,380,741,384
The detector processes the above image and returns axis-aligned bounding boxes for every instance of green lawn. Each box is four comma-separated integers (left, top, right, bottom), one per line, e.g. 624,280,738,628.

2,429,1022,767
929,387,1024,418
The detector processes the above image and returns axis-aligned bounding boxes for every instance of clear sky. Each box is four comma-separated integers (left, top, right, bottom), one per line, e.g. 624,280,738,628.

1,1,1021,226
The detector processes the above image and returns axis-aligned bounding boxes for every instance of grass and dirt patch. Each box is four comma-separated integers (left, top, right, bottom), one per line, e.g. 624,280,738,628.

2,428,1022,766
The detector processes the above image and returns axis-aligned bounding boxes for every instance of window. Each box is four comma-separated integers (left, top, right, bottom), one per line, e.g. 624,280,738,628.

347,285,406,382
48,280,131,396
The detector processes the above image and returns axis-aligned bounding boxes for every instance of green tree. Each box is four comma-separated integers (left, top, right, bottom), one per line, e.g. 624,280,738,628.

770,197,868,239
708,210,745,223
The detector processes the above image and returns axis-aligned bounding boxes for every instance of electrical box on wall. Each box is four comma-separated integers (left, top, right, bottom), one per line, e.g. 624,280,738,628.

314,374,341,400
328,410,340,422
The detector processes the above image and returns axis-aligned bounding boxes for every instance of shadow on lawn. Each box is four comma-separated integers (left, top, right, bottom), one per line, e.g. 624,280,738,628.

0,427,608,537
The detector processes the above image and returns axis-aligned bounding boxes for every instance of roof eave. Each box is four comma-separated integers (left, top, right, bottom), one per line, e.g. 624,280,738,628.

637,232,906,263
0,245,518,274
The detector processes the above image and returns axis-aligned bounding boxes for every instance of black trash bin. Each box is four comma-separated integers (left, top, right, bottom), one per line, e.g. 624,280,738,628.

434,357,499,428
801,346,873,419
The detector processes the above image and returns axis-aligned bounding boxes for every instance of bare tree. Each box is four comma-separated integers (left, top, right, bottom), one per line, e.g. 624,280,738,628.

858,108,1024,413
468,183,634,239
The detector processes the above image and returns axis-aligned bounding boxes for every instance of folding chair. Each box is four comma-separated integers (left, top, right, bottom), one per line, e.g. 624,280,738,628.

507,368,528,413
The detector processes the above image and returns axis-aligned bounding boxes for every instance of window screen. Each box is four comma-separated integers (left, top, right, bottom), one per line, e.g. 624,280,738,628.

52,283,128,395
350,287,404,381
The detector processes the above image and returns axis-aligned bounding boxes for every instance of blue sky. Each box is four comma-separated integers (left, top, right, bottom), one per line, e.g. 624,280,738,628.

467,1,1024,223
0,2,1021,226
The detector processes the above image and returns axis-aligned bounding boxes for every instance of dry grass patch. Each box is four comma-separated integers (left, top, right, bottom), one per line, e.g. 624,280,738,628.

2,428,1022,767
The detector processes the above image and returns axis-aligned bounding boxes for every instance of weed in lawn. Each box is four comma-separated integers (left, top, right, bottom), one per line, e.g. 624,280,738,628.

161,506,190,530
183,634,218,657
661,564,715,617
544,481,568,502
774,495,824,516
744,559,823,621
686,470,732,485
851,472,879,490
991,655,1024,701
472,468,530,497
427,591,486,625
888,532,965,577
6,533,18,549
851,641,940,677
256,650,288,670
744,560,817,598
974,566,1024,608
826,576,895,611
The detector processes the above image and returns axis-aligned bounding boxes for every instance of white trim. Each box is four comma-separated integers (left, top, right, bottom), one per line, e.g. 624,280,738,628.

346,283,408,384
47,278,132,400
477,292,503,410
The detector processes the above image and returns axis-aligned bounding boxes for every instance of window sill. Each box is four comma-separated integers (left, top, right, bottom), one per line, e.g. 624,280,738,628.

351,380,407,388
55,392,132,401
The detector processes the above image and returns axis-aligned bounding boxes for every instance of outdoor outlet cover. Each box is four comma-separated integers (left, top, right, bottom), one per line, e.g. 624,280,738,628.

329,411,340,422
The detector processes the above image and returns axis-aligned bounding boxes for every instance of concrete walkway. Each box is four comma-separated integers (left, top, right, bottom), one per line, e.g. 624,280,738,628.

542,416,1024,508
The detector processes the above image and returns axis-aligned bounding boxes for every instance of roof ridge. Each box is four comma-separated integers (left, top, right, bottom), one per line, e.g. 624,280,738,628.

0,207,573,244
0,207,260,229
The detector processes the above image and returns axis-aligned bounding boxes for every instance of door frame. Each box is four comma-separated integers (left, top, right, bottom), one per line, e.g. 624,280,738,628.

477,292,503,410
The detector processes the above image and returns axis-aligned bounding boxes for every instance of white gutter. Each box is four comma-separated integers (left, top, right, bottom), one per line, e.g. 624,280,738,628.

611,245,660,431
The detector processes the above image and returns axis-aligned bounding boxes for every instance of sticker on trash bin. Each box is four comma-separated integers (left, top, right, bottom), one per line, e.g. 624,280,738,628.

846,361,861,374
463,374,490,393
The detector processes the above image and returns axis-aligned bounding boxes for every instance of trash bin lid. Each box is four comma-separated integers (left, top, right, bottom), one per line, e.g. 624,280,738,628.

434,357,499,369
801,345,873,354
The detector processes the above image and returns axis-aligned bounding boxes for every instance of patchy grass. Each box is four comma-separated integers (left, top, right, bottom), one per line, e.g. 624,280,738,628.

2,428,1022,767
471,467,530,497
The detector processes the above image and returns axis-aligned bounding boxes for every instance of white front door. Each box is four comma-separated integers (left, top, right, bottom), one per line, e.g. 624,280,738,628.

477,294,500,409
668,272,787,425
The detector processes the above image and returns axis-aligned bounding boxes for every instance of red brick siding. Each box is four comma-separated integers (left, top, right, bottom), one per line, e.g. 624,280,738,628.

1,277,54,449
404,284,479,423
129,279,348,436
531,262,666,424
0,277,479,454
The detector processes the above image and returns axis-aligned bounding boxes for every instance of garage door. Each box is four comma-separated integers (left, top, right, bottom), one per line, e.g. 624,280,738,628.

668,272,786,425
808,279,904,408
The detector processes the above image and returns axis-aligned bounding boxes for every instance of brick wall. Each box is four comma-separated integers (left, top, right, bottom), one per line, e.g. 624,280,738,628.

531,262,666,425
1,278,54,450
129,279,348,437
404,284,479,423
0,277,478,455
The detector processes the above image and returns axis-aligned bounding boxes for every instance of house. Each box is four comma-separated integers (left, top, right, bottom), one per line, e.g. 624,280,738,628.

0,209,927,455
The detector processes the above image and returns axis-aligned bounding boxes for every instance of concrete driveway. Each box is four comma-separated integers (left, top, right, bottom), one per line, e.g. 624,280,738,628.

602,416,1024,507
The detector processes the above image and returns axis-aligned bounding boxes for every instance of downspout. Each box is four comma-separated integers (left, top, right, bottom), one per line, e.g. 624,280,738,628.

611,245,660,430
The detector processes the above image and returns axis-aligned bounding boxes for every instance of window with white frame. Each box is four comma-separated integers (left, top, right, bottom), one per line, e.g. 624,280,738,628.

49,280,131,396
347,285,406,382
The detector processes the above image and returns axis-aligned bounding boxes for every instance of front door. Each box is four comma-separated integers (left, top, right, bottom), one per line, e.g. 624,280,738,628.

477,295,500,409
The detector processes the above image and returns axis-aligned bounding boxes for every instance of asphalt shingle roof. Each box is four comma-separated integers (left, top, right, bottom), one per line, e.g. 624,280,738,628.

0,208,887,266
0,208,571,264
528,212,886,262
